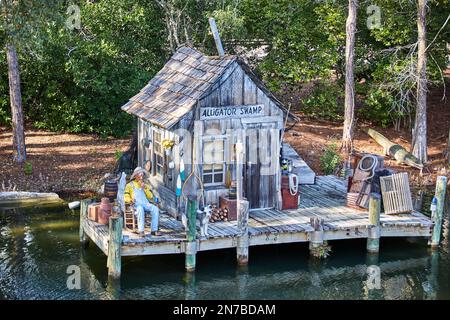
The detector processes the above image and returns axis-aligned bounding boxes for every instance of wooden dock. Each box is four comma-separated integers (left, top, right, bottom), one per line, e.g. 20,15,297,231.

81,176,437,274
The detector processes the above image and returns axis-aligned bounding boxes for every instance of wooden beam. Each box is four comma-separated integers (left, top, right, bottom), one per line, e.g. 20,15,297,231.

236,140,250,265
309,217,324,253
367,193,381,253
431,176,447,249
208,18,225,56
185,197,197,272
107,215,123,279
79,199,92,248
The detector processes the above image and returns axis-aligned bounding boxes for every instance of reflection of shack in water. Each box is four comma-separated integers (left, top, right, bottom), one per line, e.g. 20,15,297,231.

87,254,436,300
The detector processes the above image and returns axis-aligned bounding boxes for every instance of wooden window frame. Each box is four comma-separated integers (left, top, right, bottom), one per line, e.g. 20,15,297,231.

152,127,165,177
202,135,227,187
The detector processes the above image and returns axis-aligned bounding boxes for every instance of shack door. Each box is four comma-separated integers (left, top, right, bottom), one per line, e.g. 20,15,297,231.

244,122,279,209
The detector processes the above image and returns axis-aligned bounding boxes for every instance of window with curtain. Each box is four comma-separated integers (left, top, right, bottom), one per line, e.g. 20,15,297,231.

202,138,225,186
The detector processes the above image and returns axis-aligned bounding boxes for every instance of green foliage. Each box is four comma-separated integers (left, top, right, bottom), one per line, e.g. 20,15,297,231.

320,143,341,175
114,149,123,161
210,5,247,41
1,0,450,136
301,81,344,121
310,242,332,259
358,87,399,127
241,0,344,90
24,162,33,175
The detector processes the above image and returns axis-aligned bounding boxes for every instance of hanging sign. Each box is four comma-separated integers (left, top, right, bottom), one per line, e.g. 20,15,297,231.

200,104,265,120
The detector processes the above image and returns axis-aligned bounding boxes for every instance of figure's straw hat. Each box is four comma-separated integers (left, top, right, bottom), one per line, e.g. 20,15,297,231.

130,167,149,180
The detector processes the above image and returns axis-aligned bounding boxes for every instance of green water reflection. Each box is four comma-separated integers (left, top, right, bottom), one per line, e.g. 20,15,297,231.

0,201,449,300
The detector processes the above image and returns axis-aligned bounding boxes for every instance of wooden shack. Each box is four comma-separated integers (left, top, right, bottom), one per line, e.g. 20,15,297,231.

121,45,291,218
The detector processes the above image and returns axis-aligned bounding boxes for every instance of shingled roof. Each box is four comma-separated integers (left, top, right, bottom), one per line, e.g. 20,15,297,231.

121,45,236,128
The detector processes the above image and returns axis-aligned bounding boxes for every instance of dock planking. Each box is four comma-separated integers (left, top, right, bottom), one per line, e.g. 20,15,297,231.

82,175,434,258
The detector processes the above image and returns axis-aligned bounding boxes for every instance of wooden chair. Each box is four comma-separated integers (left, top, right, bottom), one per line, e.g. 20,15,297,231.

123,204,137,232
123,204,152,232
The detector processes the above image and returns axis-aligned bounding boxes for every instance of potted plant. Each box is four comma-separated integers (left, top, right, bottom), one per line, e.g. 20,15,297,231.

162,139,175,156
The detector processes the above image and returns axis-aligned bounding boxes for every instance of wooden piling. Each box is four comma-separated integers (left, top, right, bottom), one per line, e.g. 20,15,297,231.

431,176,447,249
237,200,250,265
107,215,123,279
185,197,197,272
235,141,250,265
367,193,381,253
309,217,324,252
79,199,92,248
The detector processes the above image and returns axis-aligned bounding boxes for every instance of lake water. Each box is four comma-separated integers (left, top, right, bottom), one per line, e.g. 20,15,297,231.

1,202,449,300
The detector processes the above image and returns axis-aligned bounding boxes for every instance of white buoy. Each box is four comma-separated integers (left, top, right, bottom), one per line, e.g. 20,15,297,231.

68,201,80,210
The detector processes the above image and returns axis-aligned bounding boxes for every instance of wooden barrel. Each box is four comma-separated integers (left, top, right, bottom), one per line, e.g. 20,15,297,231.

104,180,118,202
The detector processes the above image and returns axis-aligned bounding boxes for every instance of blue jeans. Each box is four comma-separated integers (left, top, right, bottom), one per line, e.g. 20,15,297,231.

135,203,159,233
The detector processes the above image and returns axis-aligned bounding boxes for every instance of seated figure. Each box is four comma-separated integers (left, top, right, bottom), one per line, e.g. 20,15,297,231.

124,167,160,236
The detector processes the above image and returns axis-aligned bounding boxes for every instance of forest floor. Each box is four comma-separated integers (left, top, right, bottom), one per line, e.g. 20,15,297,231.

0,87,448,200
0,129,129,200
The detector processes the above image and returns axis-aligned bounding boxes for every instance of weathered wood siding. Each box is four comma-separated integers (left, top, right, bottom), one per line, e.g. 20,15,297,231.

137,118,180,218
195,62,283,208
136,61,285,213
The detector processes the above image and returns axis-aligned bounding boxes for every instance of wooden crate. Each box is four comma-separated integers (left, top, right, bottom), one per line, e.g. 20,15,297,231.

88,203,101,222
380,172,413,214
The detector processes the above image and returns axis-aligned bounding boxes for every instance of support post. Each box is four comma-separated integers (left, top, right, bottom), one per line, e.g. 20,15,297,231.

431,176,447,249
237,200,249,265
185,197,197,272
367,193,381,253
309,217,324,252
107,215,123,279
79,199,92,248
235,141,249,265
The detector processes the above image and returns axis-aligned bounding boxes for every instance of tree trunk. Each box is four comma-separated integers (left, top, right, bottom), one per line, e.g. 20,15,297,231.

6,43,26,163
411,0,428,164
341,0,358,156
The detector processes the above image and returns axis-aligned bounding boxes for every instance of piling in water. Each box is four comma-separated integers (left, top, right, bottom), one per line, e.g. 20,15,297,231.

107,215,123,279
367,193,381,253
185,197,197,272
79,199,92,248
431,176,447,249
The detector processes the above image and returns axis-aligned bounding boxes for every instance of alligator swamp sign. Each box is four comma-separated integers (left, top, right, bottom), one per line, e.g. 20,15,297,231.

199,104,265,120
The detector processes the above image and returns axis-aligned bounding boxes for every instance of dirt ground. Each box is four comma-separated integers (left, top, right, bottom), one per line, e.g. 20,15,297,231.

0,129,129,199
284,86,450,189
1,87,448,200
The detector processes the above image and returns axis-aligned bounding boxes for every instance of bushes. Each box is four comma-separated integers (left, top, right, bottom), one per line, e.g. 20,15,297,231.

320,143,341,175
357,87,403,128
0,0,166,137
301,81,344,121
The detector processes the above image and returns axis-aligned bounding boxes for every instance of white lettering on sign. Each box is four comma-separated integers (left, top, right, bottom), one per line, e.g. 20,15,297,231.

200,105,265,120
